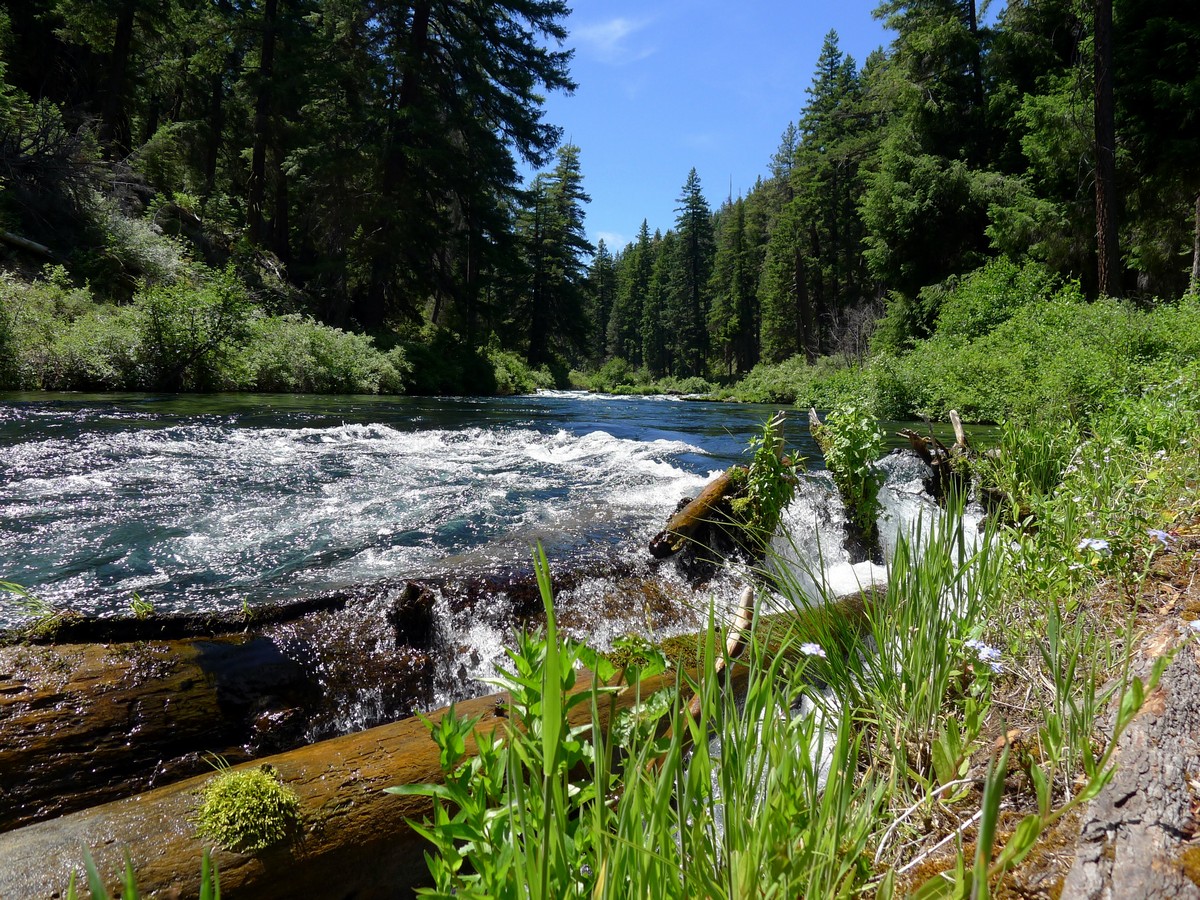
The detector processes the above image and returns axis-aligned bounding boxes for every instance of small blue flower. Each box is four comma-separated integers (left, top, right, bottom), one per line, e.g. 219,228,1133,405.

799,642,827,659
1147,529,1176,548
1077,537,1111,555
964,638,1003,673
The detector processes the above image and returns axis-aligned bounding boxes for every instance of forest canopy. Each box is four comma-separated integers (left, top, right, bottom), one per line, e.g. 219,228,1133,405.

0,1,1197,410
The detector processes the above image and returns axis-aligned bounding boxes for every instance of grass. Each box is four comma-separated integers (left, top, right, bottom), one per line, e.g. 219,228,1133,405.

395,360,1199,897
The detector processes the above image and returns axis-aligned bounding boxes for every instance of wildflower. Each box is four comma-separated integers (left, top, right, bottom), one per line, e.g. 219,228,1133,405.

1077,537,1110,555
1147,529,1176,548
964,638,1003,673
799,642,827,659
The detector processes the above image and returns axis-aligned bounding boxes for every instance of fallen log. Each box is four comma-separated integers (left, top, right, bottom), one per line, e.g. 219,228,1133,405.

0,637,314,832
0,583,438,832
0,231,53,258
0,667,683,899
649,470,737,558
0,585,878,899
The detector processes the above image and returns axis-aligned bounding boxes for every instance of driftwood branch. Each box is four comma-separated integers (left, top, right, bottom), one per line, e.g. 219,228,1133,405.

687,584,755,717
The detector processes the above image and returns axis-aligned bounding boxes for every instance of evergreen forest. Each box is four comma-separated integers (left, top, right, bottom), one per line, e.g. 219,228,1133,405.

1,1,1198,418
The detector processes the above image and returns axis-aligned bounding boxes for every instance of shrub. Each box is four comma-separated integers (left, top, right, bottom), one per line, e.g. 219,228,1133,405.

488,347,555,395
932,258,1062,341
244,314,409,394
812,401,885,544
135,267,253,391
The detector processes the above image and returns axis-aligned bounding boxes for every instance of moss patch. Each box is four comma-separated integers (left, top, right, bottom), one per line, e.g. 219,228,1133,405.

194,763,302,853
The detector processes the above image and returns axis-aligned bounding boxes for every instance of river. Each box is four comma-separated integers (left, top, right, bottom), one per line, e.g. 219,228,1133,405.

0,390,829,628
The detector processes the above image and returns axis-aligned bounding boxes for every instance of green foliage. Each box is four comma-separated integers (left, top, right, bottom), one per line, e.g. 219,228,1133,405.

729,413,803,550
136,268,254,391
720,354,868,407
1,579,74,640
487,347,555,396
128,593,154,620
193,764,301,854
812,402,885,539
243,315,409,394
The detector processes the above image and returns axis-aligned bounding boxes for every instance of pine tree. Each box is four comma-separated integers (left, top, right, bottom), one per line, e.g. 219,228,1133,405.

671,169,715,377
607,220,652,365
708,198,757,375
518,143,593,366
585,239,618,363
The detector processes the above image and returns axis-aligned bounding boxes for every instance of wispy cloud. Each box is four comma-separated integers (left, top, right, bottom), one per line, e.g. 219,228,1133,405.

595,230,629,249
573,17,656,65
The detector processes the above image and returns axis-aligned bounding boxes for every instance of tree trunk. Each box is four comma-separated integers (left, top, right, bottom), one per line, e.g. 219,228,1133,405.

203,70,225,203
1191,191,1200,295
247,0,277,246
1093,0,1120,297
0,667,687,899
101,0,137,154
271,144,291,265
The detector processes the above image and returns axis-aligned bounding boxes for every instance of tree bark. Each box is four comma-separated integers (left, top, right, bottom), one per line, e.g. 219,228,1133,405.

650,471,737,558
0,668,681,899
100,0,136,154
1093,0,1120,297
247,0,278,246
1062,623,1200,898
1191,191,1200,295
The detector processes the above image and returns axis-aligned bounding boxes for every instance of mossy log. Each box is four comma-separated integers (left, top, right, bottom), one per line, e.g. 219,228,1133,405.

0,667,680,899
0,587,877,899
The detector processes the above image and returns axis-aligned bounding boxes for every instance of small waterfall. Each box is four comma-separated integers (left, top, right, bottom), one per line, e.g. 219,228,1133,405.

767,450,984,608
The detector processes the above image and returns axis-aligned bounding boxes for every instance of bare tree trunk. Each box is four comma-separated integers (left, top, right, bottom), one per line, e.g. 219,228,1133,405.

247,0,277,246
1093,0,1120,297
1191,191,1200,295
101,0,137,154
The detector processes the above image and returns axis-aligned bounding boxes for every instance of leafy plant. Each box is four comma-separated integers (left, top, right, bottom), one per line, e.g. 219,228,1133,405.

729,412,803,551
813,401,885,546
129,593,154,620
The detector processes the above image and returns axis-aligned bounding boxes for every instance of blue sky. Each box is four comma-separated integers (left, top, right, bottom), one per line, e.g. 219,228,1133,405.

529,1,896,252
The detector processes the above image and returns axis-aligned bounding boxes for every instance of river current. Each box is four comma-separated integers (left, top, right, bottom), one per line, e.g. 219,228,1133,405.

0,390,823,627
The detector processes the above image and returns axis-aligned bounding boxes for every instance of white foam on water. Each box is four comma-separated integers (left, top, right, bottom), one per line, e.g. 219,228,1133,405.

0,419,715,624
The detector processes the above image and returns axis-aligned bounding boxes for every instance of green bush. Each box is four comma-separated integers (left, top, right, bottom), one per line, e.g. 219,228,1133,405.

488,347,555,395
136,267,253,391
244,314,410,394
932,258,1062,341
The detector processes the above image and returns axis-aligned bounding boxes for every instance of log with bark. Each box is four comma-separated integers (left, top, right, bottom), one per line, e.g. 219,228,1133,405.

1061,622,1200,898
0,583,438,833
0,665,684,899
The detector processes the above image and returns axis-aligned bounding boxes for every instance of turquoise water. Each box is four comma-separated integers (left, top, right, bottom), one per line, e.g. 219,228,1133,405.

0,391,816,624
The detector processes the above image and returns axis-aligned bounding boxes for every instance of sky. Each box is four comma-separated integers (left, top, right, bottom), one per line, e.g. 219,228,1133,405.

526,0,897,253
